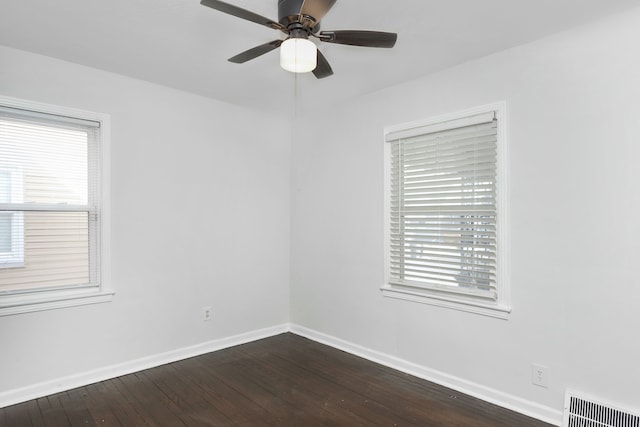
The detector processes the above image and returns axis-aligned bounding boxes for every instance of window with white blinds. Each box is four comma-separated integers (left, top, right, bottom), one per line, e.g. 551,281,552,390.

0,97,112,315
383,104,509,318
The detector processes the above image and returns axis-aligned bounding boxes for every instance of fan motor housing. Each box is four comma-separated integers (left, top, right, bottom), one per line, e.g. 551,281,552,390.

278,0,320,32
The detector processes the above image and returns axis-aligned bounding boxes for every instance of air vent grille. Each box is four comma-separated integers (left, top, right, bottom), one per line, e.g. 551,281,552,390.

564,391,640,427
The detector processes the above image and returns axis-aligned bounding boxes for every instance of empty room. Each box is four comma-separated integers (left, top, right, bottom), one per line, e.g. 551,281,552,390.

1,0,640,426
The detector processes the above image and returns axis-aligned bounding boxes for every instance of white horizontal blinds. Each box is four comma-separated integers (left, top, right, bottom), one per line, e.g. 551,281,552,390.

389,113,498,300
0,106,100,293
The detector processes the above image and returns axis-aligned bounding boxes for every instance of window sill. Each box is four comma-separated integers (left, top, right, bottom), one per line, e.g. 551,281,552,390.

0,287,115,316
381,285,511,320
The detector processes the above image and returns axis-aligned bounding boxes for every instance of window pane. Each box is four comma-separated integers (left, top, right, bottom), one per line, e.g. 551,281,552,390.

0,119,88,205
0,212,89,292
0,213,11,253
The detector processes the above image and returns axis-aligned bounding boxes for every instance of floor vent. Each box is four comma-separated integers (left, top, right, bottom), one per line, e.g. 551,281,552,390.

563,391,640,427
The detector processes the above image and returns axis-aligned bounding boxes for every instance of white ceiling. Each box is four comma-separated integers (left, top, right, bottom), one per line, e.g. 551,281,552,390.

1,0,638,113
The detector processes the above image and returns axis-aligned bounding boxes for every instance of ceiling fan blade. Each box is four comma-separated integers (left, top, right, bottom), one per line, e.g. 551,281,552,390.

313,50,334,79
200,0,284,31
319,30,398,48
228,40,283,64
299,0,337,23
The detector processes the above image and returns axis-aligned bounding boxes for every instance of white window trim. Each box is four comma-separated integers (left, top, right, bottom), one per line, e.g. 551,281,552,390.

382,102,510,319
0,95,113,316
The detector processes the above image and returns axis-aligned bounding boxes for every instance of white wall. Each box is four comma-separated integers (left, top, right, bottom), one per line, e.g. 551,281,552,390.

291,6,640,422
0,46,291,396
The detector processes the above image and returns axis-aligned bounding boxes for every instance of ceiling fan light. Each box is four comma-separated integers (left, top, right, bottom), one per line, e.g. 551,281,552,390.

280,38,317,73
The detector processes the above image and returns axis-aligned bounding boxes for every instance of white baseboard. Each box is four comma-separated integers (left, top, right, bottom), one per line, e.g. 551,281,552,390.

0,323,289,409
290,323,563,426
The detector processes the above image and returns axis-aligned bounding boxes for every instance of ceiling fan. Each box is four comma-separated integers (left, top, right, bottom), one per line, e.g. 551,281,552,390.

200,0,398,79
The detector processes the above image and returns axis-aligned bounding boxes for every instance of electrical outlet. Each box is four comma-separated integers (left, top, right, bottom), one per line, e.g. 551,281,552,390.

203,306,212,321
531,363,549,388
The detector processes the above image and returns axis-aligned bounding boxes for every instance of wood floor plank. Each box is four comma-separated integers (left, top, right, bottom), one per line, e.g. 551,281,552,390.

1,333,554,426
232,345,396,426
219,348,369,426
38,394,71,427
117,372,190,427
173,359,276,426
80,383,123,426
2,400,32,427
104,377,160,426
23,399,47,427
142,363,233,426
60,387,99,427
200,356,301,423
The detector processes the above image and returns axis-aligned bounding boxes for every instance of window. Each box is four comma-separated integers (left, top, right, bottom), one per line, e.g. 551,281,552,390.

383,103,510,318
0,97,112,316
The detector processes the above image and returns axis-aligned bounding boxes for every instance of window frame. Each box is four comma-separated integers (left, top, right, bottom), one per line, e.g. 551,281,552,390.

0,95,113,316
382,102,510,319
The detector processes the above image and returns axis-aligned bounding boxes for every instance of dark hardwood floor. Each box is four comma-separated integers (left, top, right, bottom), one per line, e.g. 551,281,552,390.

1,333,554,426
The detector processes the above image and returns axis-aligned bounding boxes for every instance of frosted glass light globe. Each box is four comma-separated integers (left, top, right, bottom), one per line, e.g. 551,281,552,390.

280,38,317,73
